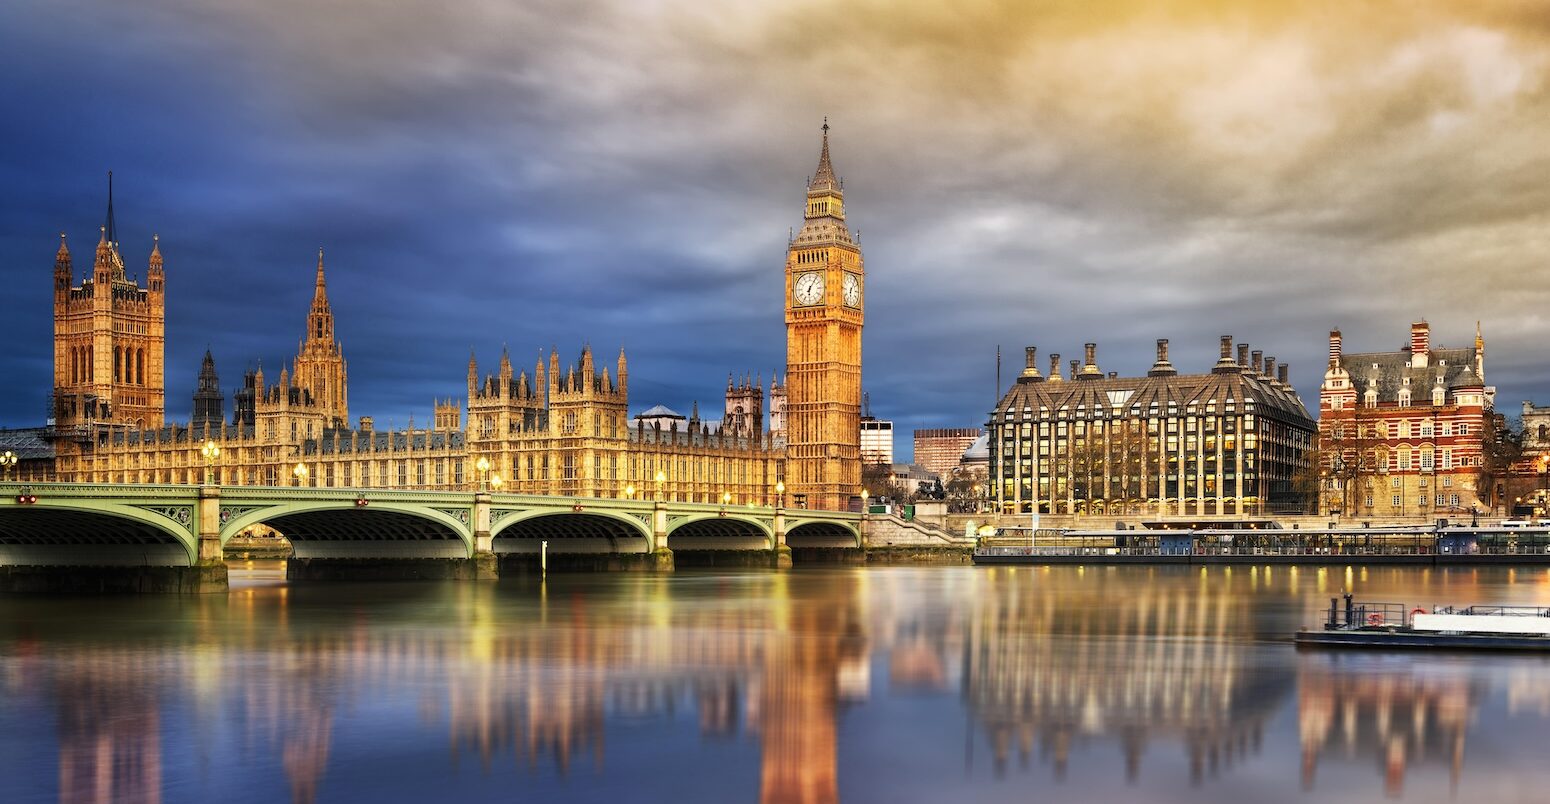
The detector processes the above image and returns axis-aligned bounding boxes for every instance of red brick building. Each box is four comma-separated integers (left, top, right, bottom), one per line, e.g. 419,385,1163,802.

1317,322,1492,518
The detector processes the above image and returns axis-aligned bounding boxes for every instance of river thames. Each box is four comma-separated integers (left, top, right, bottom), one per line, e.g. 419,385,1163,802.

3,564,1549,803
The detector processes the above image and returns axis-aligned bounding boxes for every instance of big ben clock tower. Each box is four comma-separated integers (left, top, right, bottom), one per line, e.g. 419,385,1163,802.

784,120,863,511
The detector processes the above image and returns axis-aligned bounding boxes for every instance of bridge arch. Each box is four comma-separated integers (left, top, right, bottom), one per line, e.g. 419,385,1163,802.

0,502,198,566
785,520,861,549
666,514,773,551
220,502,474,560
492,510,652,554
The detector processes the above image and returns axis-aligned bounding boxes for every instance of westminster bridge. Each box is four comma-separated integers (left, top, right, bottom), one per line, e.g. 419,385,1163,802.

0,482,863,590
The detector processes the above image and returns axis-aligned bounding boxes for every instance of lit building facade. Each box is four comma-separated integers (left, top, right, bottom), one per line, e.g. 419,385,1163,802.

912,428,981,478
783,121,864,511
990,338,1315,516
1317,323,1492,518
42,127,864,509
858,418,893,465
50,175,165,437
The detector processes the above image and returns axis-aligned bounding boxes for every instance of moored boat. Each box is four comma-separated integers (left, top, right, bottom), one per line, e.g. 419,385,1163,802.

1295,594,1550,651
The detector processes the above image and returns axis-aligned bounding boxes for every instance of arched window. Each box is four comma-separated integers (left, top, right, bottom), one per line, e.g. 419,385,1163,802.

113,346,122,383
1539,424,1547,442
136,349,144,385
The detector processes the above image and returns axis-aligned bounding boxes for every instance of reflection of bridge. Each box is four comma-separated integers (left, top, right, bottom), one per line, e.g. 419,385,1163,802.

0,482,862,586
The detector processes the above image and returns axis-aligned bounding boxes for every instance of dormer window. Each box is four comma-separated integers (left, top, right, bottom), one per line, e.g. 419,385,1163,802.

1398,388,1411,407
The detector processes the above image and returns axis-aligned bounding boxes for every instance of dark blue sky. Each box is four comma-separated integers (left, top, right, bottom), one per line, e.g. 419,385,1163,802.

4,1,1548,460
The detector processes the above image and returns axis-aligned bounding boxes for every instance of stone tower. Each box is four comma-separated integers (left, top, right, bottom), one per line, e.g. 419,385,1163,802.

51,172,166,435
291,249,348,428
191,349,224,432
723,373,764,438
783,121,863,510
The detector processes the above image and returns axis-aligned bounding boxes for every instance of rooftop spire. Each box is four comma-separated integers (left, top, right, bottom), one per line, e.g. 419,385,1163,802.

104,170,116,247
808,118,839,194
314,248,327,296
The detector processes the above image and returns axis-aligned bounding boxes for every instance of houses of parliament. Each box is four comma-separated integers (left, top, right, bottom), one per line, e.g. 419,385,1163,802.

26,127,865,511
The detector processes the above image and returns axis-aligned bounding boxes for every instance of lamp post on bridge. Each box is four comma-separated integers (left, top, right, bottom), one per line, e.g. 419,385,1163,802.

654,470,666,502
490,473,503,492
775,481,785,509
201,440,221,486
476,456,491,492
1,450,16,482
625,483,636,500
860,488,869,519
293,462,308,488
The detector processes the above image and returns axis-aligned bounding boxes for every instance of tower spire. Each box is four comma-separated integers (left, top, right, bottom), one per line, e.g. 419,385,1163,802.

313,248,328,303
104,170,116,246
809,118,838,194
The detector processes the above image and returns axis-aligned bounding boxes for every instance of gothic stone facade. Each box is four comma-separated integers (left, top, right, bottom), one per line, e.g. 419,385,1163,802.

991,338,1315,516
47,127,862,510
1316,322,1492,518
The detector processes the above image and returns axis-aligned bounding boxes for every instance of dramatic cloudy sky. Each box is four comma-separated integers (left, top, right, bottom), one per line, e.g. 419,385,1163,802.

2,1,1547,457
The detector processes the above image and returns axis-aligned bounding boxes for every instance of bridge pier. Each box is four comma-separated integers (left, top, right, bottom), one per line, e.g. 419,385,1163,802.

773,508,791,569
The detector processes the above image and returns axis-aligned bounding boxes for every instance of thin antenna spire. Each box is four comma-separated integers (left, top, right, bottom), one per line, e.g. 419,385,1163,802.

104,170,116,245
995,345,1002,408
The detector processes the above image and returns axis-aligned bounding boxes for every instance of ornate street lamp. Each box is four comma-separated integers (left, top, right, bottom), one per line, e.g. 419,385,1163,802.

201,440,221,486
293,462,308,487
476,456,491,491
654,470,666,501
0,450,16,482
625,483,636,500
490,473,504,491
860,488,870,517
775,481,785,509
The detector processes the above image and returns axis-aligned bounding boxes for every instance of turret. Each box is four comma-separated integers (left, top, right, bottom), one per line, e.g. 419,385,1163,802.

467,350,478,398
147,234,164,295
617,348,628,395
54,232,71,298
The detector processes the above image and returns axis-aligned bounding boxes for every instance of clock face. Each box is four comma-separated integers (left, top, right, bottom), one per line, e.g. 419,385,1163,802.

793,271,825,306
842,273,861,307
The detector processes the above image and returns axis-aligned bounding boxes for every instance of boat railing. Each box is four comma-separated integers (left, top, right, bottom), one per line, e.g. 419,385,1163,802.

1434,604,1550,617
1324,597,1421,630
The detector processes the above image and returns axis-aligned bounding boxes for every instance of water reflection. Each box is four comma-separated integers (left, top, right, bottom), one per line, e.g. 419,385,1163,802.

964,572,1291,785
1298,654,1473,797
4,566,1550,803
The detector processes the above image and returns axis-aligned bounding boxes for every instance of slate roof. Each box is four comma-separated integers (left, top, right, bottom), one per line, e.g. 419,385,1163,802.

1338,347,1482,402
0,428,54,461
994,366,1312,423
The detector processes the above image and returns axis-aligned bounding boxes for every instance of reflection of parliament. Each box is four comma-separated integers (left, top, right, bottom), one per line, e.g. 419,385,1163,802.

37,126,865,510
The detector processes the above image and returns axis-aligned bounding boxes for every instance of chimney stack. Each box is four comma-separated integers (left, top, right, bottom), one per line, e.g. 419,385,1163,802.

1049,353,1062,381
1279,363,1289,385
1149,339,1177,377
1070,360,1079,381
1080,343,1100,378
1237,343,1250,367
1215,335,1237,372
1251,350,1263,375
1019,346,1042,382
1264,356,1278,384
1410,321,1430,368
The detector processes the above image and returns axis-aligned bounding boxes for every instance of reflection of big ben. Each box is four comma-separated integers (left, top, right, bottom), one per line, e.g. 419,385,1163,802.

785,121,863,511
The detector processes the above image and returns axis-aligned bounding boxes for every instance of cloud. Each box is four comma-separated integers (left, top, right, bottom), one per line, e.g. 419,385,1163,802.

2,0,1549,455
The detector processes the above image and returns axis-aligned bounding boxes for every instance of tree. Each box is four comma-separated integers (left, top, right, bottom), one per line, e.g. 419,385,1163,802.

862,459,909,503
1478,418,1524,514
